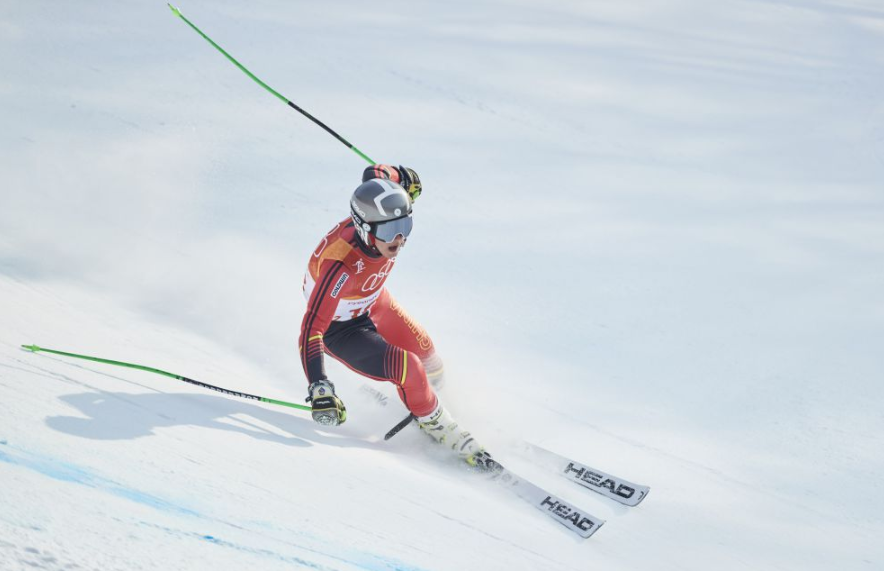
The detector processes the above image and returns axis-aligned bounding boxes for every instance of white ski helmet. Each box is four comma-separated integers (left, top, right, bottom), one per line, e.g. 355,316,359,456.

350,178,414,245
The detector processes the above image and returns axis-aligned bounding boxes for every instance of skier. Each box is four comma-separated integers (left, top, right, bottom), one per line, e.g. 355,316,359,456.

298,164,493,468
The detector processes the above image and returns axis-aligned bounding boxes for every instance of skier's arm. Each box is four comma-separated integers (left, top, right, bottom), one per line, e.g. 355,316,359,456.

363,164,422,201
298,259,348,385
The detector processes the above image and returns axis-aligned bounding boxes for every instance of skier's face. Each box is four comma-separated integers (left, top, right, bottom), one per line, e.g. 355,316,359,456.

375,235,405,259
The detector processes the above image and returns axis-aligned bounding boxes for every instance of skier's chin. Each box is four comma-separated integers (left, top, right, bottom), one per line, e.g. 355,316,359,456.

376,239,404,259
380,247,399,259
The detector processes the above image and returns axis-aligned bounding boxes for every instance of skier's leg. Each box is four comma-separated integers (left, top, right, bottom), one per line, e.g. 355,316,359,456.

327,317,492,468
323,315,438,417
369,289,445,388
416,403,493,468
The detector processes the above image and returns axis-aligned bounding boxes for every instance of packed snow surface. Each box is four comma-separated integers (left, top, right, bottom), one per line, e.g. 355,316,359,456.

1,1,883,569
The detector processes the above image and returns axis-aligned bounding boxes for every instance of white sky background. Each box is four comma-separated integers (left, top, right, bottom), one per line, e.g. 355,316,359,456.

1,1,883,569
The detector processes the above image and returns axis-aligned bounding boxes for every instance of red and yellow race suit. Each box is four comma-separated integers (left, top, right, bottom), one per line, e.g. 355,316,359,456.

298,166,442,417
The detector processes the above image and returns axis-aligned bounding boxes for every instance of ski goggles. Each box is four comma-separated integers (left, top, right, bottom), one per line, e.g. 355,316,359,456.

371,214,414,242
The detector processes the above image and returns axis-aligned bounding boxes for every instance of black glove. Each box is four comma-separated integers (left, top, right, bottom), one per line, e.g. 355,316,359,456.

397,165,422,201
307,380,347,426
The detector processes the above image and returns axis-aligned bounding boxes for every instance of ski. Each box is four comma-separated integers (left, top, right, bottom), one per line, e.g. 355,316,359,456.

486,459,605,539
363,386,605,536
521,442,650,507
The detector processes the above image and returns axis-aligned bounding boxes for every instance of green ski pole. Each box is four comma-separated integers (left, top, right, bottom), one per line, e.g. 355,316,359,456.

167,4,375,165
21,344,310,412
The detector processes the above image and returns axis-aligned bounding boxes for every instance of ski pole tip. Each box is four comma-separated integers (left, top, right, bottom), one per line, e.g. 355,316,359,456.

21,344,41,352
167,3,182,17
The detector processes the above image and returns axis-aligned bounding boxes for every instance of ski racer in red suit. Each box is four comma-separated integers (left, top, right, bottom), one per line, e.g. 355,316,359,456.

299,164,493,468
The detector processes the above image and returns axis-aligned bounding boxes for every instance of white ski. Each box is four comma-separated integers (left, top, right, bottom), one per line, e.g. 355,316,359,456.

487,461,605,539
368,392,607,537
521,442,650,507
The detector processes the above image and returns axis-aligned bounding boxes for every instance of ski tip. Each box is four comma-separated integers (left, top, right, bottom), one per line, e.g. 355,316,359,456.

167,3,182,17
20,344,40,353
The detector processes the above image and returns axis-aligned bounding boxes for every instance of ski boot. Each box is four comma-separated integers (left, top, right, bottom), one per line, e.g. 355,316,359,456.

417,405,497,471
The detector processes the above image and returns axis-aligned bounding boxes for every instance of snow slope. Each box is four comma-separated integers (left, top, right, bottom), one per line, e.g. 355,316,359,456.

2,0,883,569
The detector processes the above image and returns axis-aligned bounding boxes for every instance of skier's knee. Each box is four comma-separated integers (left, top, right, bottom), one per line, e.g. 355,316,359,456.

422,352,444,390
